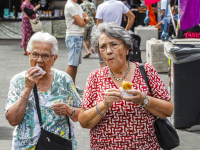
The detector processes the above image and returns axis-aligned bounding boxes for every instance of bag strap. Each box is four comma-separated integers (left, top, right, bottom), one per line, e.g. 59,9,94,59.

33,84,71,139
139,63,152,95
33,84,43,127
85,3,96,22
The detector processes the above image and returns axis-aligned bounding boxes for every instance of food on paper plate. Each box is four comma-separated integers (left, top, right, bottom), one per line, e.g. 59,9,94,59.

122,81,133,90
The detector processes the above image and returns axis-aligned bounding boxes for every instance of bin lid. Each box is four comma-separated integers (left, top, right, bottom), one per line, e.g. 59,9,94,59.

164,41,200,64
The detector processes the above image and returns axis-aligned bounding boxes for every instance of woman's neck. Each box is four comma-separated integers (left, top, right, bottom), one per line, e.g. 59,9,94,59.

38,70,51,83
111,61,129,76
36,69,53,90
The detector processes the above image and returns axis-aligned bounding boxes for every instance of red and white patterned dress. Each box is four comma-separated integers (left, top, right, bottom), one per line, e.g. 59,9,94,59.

21,1,36,48
82,62,171,150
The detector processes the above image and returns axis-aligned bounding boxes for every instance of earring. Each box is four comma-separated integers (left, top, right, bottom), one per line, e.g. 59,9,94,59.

126,51,129,55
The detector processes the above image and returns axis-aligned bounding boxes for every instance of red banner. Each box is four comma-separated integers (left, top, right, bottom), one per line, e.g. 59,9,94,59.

145,0,161,6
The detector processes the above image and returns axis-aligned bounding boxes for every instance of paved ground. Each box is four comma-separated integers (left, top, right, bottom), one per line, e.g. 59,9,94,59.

0,39,200,150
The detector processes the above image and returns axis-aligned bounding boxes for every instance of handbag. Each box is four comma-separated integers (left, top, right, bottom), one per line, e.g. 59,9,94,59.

29,14,42,32
139,63,180,150
33,84,72,150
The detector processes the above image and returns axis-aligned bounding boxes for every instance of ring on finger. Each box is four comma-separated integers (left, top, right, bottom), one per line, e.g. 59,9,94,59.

33,74,35,78
60,111,61,115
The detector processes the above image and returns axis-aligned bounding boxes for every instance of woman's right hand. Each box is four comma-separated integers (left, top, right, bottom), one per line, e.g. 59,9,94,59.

25,67,43,90
103,88,122,108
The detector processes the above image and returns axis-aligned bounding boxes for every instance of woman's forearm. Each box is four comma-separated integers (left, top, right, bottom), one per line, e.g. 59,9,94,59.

78,102,109,129
145,97,174,118
6,88,31,126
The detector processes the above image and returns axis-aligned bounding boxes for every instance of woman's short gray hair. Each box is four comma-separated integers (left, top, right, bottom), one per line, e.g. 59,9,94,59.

27,32,58,55
91,22,133,54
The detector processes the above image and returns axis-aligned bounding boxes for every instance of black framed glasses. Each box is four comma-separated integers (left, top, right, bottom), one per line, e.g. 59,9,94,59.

99,42,123,53
30,52,54,61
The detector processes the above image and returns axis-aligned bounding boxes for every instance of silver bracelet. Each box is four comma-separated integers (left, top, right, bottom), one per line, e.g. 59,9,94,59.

96,103,105,117
19,97,27,105
20,95,29,99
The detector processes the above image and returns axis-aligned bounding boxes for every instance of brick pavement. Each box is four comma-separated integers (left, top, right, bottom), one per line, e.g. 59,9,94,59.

0,39,200,150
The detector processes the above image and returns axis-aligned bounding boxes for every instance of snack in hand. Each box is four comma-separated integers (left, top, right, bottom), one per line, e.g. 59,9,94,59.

122,81,133,90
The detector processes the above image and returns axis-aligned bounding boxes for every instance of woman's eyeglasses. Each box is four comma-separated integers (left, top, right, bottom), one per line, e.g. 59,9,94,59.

99,42,123,53
30,52,54,61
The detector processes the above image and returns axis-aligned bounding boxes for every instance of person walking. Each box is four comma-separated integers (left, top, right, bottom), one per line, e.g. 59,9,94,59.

64,0,90,92
80,0,96,58
5,32,82,150
21,0,40,55
95,0,135,67
78,22,174,149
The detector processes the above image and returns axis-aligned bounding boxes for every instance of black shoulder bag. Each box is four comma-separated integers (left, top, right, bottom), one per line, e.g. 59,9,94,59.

139,63,180,150
33,84,72,150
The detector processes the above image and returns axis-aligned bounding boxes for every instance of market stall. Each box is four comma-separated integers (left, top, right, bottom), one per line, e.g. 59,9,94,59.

0,0,67,39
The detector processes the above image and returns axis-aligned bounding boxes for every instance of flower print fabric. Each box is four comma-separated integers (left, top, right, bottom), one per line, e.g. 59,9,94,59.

4,68,81,150
82,62,171,149
80,0,96,27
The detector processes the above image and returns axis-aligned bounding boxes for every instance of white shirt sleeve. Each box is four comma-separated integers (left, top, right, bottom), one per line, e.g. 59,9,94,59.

67,5,79,17
96,5,103,19
122,2,129,14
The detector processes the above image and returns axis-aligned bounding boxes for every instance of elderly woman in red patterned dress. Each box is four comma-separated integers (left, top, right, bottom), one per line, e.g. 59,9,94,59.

78,22,174,149
21,0,40,55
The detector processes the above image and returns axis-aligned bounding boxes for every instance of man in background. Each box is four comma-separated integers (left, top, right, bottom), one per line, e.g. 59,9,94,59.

95,0,135,67
64,0,90,92
34,0,52,11
80,0,96,58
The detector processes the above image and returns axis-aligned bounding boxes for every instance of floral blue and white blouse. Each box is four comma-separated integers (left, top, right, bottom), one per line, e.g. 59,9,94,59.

4,68,82,150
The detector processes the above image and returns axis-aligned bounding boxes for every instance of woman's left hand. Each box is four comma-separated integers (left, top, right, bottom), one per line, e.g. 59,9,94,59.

123,90,146,105
51,103,73,116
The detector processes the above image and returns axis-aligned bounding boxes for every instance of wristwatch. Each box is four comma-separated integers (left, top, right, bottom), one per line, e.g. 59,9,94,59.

140,93,148,107
70,108,76,118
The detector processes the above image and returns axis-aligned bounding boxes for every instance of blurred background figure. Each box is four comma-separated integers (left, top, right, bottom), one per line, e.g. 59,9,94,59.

21,0,40,55
64,0,89,93
80,0,96,58
95,0,135,67
34,0,52,12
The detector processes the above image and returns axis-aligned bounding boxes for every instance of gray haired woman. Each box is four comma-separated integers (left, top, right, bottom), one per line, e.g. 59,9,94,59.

5,32,81,149
78,22,174,149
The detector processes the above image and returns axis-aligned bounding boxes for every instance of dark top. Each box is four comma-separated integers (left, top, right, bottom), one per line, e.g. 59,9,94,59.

24,7,35,16
35,0,51,11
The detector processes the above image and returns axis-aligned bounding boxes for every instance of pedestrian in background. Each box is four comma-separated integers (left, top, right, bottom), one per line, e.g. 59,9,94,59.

78,22,174,149
21,0,40,55
5,32,82,149
80,0,96,58
34,0,52,12
95,0,135,67
64,0,90,92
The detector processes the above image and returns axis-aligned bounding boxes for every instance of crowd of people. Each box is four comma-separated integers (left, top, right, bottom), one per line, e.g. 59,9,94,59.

5,0,175,149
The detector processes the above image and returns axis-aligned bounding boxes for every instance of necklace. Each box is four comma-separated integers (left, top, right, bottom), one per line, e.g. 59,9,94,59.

37,73,51,90
109,61,130,81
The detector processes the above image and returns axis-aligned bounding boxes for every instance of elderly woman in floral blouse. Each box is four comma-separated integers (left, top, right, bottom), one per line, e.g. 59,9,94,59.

5,32,81,150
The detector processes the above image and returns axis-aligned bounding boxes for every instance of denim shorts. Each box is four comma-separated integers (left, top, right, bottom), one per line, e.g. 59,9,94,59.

65,36,83,66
